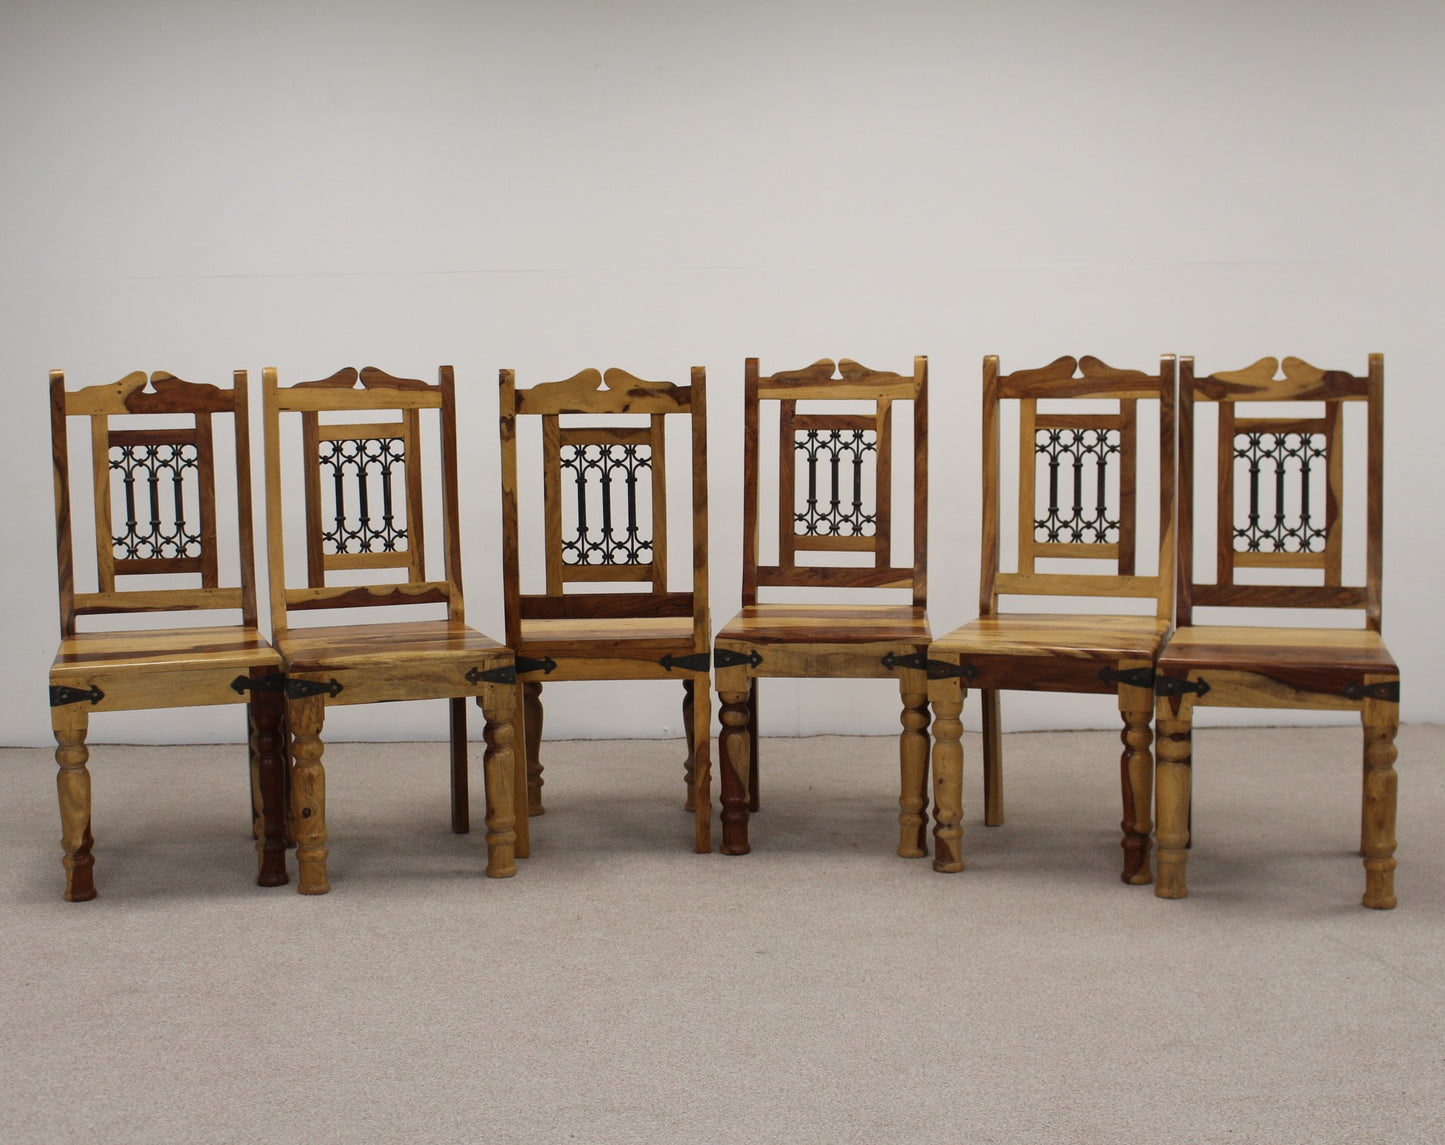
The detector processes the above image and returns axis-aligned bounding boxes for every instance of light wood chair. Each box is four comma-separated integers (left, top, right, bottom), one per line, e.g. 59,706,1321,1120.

927,355,1176,881
262,365,516,894
715,356,931,858
499,366,711,857
1153,354,1398,908
48,368,287,900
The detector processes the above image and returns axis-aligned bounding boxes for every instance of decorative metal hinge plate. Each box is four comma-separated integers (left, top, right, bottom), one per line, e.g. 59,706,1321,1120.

285,677,344,700
881,651,978,680
50,684,104,707
660,651,712,673
1343,680,1400,703
515,655,557,676
714,648,763,670
231,673,288,696
1154,674,1211,698
1100,666,1156,690
467,664,518,686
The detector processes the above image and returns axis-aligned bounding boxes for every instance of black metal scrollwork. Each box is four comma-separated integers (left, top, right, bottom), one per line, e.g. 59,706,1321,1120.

1233,432,1327,554
1034,428,1119,544
794,429,876,537
560,443,653,565
318,437,408,555
109,442,202,560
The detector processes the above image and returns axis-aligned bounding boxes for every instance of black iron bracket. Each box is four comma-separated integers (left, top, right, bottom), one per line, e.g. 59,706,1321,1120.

1154,674,1211,698
50,684,104,707
514,655,558,676
467,664,518,686
285,677,344,700
713,648,763,670
660,651,712,673
1099,666,1156,690
231,673,288,696
1343,680,1400,704
881,651,978,681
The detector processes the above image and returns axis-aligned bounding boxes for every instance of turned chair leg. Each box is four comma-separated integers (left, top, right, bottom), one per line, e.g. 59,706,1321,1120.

53,702,96,902
718,689,752,855
682,679,696,812
981,688,1003,826
929,679,965,873
690,677,713,853
249,706,263,843
747,678,760,812
523,680,544,816
478,687,518,879
250,689,289,887
898,671,929,858
1154,703,1192,900
450,697,469,834
288,691,330,895
1360,698,1399,910
1119,705,1155,885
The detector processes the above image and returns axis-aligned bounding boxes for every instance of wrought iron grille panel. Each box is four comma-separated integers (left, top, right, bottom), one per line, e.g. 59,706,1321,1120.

794,429,877,537
560,442,654,565
318,437,409,555
1034,428,1120,544
1232,431,1327,553
109,441,203,560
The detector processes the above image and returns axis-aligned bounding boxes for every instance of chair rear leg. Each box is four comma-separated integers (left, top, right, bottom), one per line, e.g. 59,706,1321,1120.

1154,699,1192,900
981,688,1003,826
449,697,469,834
682,678,696,812
524,680,545,816
747,677,760,812
719,689,752,855
1360,696,1399,909
251,688,289,886
898,669,929,858
1119,704,1154,885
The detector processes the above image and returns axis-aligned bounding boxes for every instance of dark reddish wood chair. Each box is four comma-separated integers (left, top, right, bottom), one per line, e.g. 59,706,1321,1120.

262,366,516,893
48,369,287,900
714,356,931,858
498,366,711,857
1154,354,1398,907
927,355,1176,882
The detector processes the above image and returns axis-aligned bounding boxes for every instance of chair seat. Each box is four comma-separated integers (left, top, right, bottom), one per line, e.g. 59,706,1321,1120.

717,604,931,647
933,613,1171,659
275,619,507,672
51,624,281,677
1158,625,1397,679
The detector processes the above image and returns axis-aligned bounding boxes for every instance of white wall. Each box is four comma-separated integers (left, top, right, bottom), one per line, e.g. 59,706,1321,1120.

3,0,1441,744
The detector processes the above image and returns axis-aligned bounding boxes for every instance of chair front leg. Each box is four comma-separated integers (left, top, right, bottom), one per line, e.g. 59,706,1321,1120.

718,689,752,855
688,677,713,853
1118,677,1155,885
1153,696,1193,900
53,702,96,902
288,691,330,895
928,673,965,873
479,685,518,879
1360,691,1399,910
250,688,289,887
898,667,929,859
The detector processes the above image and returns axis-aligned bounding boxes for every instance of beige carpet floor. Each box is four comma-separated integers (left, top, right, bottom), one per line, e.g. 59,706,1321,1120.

2,726,1442,1144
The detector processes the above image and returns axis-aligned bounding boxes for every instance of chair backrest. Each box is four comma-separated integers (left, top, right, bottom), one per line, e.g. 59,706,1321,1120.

262,366,465,635
741,356,928,607
1177,354,1384,630
979,355,1176,621
498,366,709,646
51,369,260,637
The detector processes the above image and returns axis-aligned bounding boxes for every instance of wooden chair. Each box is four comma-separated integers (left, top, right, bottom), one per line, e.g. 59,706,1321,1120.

498,366,711,857
48,368,287,900
715,356,931,858
928,355,1176,881
262,365,516,894
1153,354,1398,908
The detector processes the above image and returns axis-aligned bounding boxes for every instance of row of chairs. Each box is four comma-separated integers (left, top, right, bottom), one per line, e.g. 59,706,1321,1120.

45,353,1399,909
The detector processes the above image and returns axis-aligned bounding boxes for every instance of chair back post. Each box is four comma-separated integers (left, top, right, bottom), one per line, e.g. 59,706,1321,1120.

741,357,762,607
1366,352,1385,632
690,365,711,646
498,367,523,649
911,354,929,609
50,370,77,637
438,364,465,625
